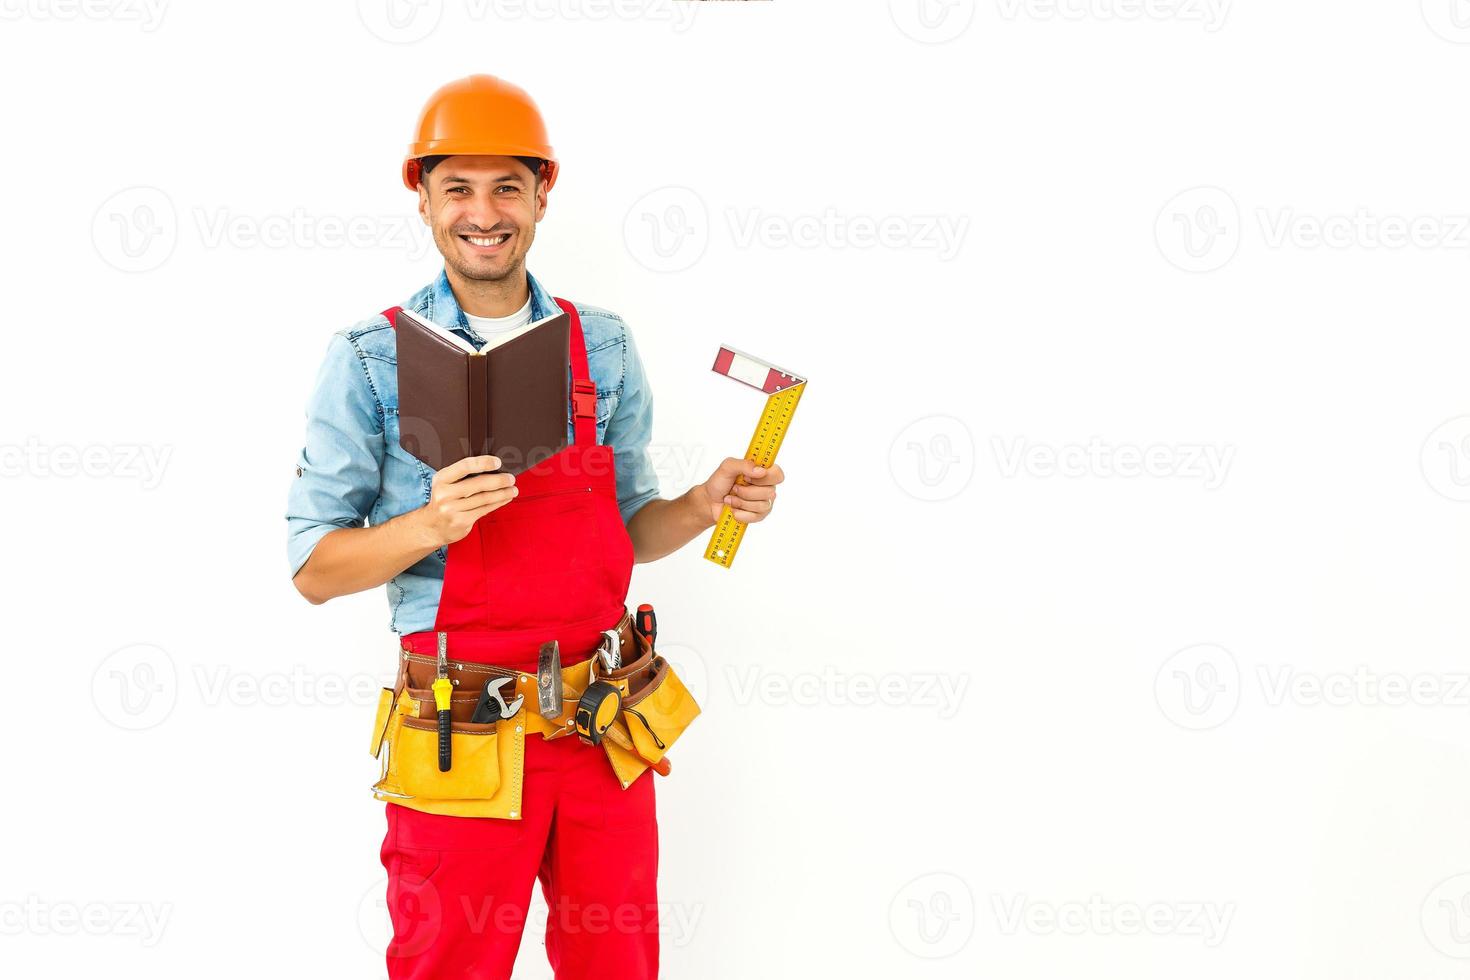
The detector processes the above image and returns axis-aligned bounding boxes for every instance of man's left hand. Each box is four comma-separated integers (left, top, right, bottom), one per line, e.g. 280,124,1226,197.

698,458,785,525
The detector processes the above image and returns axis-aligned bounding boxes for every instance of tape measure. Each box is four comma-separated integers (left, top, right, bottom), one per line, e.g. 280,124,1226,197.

705,346,807,569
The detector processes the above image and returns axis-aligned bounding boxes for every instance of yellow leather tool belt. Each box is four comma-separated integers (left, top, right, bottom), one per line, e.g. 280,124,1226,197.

367,609,700,820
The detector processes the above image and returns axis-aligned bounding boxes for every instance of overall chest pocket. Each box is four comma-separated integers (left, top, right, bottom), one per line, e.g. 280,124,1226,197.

478,484,611,631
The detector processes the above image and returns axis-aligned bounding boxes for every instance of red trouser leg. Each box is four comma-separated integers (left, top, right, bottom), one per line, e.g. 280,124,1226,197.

382,734,659,980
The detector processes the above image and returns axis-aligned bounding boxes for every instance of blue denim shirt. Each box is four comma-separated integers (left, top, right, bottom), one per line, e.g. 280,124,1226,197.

286,269,661,635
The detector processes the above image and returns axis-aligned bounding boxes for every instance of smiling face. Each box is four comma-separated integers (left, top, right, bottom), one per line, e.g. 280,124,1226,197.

418,155,547,285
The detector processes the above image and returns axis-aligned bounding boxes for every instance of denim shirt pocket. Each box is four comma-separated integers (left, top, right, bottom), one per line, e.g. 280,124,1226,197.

595,391,616,445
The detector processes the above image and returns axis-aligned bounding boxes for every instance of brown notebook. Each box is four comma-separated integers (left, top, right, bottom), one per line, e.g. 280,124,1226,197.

394,307,571,475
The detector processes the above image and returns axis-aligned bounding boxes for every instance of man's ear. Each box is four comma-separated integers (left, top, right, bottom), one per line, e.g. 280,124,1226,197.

533,175,549,224
418,183,432,225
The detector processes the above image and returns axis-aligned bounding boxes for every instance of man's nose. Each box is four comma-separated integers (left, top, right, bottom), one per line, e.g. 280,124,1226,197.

463,193,508,231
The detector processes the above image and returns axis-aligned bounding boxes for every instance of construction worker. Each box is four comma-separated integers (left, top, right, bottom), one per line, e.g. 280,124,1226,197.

284,74,786,979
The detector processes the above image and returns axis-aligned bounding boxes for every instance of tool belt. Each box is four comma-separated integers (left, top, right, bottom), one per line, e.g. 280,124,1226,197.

368,607,700,820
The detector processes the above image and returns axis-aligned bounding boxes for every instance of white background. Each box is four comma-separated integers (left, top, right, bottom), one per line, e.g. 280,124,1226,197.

4,0,1470,977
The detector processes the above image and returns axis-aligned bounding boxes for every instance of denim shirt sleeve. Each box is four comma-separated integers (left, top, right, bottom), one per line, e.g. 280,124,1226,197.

285,333,384,577
606,321,662,525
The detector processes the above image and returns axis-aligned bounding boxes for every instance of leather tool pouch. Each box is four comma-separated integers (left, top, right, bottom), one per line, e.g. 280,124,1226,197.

594,630,702,786
370,655,524,820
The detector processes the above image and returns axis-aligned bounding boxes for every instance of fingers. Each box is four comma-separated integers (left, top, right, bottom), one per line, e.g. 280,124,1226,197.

436,454,502,484
463,485,518,511
746,462,784,486
448,471,516,501
724,458,785,486
727,482,775,505
722,485,774,523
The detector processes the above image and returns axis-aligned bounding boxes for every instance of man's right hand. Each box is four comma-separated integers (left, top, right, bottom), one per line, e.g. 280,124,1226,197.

416,455,518,547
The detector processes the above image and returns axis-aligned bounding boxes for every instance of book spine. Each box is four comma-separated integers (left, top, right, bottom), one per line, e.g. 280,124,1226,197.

468,356,490,460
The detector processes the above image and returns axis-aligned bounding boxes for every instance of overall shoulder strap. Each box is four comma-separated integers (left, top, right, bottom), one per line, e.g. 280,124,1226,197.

554,298,596,447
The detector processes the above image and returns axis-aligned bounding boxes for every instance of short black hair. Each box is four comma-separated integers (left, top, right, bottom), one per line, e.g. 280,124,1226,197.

419,154,543,186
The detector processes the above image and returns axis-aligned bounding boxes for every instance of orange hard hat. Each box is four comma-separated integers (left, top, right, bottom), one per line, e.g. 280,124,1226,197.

401,74,559,193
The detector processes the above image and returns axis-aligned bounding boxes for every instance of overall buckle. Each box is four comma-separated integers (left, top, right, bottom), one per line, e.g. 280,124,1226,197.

571,378,597,420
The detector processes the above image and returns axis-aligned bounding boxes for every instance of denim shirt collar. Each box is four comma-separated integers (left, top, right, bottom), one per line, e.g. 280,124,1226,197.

423,267,557,346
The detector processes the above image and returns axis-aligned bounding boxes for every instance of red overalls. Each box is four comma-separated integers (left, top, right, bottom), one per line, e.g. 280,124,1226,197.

379,298,659,980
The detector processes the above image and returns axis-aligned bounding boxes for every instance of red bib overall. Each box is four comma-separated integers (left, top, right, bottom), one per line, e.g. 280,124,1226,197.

379,298,659,980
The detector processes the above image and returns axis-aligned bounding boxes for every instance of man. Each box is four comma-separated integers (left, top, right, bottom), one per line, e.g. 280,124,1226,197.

284,75,785,979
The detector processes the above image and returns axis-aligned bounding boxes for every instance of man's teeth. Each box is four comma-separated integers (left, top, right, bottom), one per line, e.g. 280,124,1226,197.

465,234,509,247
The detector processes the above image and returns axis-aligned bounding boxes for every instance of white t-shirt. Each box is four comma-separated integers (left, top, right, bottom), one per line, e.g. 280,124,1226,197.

464,297,533,339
